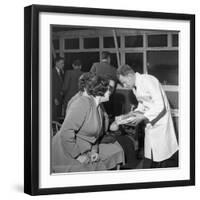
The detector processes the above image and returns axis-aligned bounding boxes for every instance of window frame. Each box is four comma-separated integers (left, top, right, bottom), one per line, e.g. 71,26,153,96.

52,29,179,91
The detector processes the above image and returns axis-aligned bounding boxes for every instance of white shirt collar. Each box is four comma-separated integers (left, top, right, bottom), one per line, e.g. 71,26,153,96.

101,59,109,63
55,67,60,74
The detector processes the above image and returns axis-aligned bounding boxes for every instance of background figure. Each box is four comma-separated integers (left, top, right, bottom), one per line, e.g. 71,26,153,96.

90,51,117,118
52,56,64,122
62,59,83,115
117,64,178,168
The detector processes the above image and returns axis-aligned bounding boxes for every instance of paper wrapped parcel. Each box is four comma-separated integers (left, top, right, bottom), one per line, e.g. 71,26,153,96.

115,112,138,125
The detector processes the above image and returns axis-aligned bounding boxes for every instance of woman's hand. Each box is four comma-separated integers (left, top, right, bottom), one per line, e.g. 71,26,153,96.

90,151,99,162
76,154,90,164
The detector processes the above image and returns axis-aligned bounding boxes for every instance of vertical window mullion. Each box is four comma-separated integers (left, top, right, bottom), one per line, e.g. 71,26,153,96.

143,33,148,74
99,35,103,61
121,35,125,66
168,33,172,47
60,37,64,57
79,37,83,51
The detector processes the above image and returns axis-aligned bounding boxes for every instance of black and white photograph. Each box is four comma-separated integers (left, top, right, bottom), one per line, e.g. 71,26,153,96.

51,26,179,173
1,0,200,199
24,4,195,195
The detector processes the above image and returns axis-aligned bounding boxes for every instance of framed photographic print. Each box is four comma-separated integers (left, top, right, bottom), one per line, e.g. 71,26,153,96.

24,4,195,195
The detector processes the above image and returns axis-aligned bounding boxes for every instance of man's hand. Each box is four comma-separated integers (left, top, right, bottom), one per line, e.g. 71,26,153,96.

110,121,119,131
130,112,147,126
76,154,90,164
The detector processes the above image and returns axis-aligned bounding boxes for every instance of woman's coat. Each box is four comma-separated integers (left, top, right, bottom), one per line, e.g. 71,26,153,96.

52,93,124,172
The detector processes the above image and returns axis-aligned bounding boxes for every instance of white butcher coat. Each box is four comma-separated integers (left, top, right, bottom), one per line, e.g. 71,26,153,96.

133,72,178,162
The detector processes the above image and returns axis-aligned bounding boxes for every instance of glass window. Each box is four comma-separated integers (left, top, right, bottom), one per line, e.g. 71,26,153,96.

110,53,121,68
172,34,179,47
148,34,167,47
125,53,143,73
103,36,120,48
84,38,99,49
64,38,79,49
165,91,179,109
147,50,178,85
55,53,60,58
125,35,143,47
53,39,59,49
64,52,99,72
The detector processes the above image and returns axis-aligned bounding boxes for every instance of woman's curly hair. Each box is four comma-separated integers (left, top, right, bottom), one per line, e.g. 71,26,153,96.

78,72,109,97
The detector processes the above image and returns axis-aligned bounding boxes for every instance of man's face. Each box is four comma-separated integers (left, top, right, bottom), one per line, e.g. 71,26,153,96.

72,64,81,70
108,80,115,94
119,74,135,89
56,59,64,70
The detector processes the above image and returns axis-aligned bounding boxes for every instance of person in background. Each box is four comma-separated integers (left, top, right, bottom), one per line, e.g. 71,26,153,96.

52,56,64,122
52,72,124,173
62,59,83,114
90,51,117,118
116,64,178,168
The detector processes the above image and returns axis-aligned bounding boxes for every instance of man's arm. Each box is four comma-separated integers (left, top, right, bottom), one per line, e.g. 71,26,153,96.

62,71,71,93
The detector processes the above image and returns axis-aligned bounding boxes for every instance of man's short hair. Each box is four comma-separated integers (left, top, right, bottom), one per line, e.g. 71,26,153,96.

72,59,81,66
117,64,135,77
102,51,111,60
55,56,64,63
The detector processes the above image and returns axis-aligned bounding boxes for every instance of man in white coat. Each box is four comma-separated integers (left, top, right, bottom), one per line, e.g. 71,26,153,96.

117,64,178,168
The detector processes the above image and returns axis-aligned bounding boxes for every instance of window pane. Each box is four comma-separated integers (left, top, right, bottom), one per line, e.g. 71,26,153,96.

103,37,120,48
64,38,79,49
64,52,99,72
125,53,143,73
172,34,179,47
55,53,60,59
147,51,178,85
125,35,143,47
165,91,179,109
84,38,99,49
53,39,59,49
148,34,167,47
110,53,121,68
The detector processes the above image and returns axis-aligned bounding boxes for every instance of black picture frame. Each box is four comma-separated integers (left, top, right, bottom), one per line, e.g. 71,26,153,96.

24,4,195,196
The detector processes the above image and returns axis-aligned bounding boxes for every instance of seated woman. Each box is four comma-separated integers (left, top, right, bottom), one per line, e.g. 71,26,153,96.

52,72,124,173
